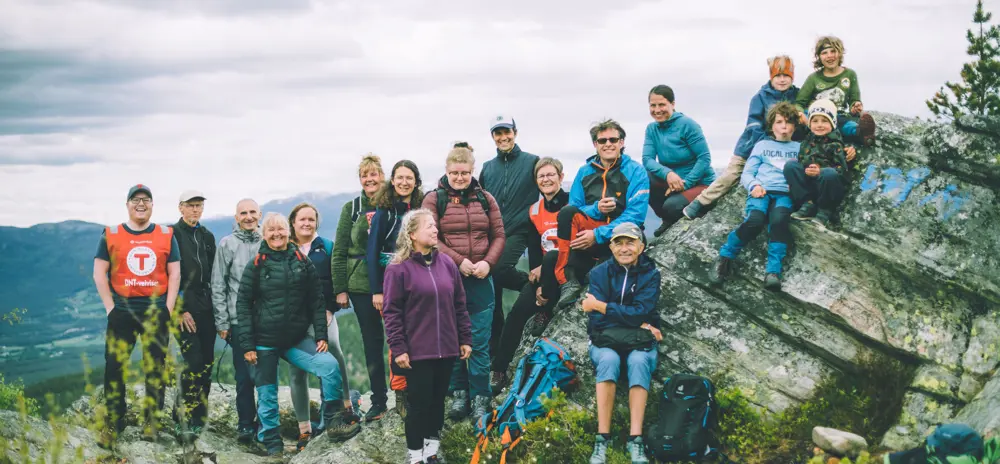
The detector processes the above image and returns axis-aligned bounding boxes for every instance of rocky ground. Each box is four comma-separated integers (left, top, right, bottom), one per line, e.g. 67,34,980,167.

2,113,998,463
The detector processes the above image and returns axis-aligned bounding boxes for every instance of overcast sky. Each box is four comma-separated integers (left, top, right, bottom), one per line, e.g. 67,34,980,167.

0,0,979,227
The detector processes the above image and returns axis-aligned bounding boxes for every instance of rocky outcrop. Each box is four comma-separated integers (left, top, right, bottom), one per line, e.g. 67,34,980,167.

509,112,1000,450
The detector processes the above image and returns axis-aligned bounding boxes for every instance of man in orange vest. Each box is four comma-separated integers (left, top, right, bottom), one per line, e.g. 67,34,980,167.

93,184,181,449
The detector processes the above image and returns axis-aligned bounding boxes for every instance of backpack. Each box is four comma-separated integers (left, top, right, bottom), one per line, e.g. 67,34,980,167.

470,338,579,464
251,250,306,290
434,187,490,220
645,373,719,462
887,424,1000,464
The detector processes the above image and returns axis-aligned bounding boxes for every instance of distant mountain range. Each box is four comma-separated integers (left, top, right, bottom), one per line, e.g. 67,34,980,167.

0,188,661,385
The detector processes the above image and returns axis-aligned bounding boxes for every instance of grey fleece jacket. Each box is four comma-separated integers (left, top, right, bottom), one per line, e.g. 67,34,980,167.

211,225,262,332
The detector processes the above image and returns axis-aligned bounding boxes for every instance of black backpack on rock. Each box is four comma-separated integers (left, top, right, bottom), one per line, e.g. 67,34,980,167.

645,373,720,462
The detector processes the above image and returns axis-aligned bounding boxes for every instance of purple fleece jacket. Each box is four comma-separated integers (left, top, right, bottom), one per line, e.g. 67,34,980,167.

382,250,472,361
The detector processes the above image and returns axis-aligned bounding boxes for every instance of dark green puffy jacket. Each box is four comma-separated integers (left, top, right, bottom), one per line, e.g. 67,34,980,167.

235,242,326,351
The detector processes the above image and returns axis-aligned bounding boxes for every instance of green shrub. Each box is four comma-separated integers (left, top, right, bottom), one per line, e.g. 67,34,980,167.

0,373,39,416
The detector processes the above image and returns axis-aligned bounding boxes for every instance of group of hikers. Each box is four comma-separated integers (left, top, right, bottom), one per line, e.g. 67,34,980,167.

94,35,877,464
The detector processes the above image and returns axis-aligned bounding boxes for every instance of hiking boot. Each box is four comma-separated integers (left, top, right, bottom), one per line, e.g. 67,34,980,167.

365,401,388,422
763,273,782,291
296,431,311,451
322,402,362,443
237,426,255,444
652,221,671,238
395,390,409,420
471,395,492,420
811,209,833,229
627,436,649,464
791,201,817,221
590,435,609,464
859,112,877,147
682,200,704,220
490,371,509,396
556,281,582,310
709,256,733,285
447,391,469,421
526,311,551,337
425,455,444,464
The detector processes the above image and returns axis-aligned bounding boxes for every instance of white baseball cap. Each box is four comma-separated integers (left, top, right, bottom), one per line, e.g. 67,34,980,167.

490,114,516,132
178,190,206,203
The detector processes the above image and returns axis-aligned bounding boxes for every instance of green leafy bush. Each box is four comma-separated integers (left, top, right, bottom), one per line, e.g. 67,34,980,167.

0,373,39,417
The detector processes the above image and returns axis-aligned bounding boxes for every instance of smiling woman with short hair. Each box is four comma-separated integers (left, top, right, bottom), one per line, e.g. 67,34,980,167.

234,212,359,457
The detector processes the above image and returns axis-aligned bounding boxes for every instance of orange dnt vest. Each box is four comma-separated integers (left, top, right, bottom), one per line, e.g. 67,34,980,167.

105,224,173,298
528,198,560,254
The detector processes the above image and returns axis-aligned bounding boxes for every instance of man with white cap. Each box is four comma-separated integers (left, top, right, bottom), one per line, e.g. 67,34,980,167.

172,189,217,442
478,115,540,354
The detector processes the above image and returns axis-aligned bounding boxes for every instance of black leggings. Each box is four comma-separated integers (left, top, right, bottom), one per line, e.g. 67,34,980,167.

350,292,389,405
406,357,456,450
492,251,558,373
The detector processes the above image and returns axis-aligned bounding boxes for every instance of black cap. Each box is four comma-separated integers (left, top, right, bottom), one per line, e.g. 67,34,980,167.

127,184,152,201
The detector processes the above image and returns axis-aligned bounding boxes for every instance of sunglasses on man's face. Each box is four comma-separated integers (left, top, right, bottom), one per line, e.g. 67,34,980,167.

596,137,621,145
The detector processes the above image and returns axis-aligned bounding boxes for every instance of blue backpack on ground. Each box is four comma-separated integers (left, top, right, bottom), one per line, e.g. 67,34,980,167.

469,338,579,464
646,373,720,462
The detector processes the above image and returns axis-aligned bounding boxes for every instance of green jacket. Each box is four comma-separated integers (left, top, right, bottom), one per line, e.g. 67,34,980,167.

332,193,376,294
796,67,861,113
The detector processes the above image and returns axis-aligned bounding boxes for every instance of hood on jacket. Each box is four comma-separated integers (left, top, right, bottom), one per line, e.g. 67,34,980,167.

655,111,685,129
759,81,799,101
232,224,262,242
437,175,483,199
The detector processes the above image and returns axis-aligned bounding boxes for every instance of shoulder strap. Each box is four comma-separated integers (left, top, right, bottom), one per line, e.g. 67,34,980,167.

354,196,365,222
252,253,265,293
108,225,119,234
385,209,398,242
435,188,448,219
529,199,541,217
159,224,171,234
476,190,490,212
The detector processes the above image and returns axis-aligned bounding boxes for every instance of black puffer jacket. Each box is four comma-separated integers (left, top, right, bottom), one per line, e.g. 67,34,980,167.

235,242,326,351
173,219,217,315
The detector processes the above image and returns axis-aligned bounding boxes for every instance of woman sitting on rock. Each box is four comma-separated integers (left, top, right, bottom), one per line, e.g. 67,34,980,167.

382,209,472,464
235,212,360,457
642,84,716,236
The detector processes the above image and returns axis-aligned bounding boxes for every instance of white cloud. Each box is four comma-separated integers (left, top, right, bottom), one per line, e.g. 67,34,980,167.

0,0,979,226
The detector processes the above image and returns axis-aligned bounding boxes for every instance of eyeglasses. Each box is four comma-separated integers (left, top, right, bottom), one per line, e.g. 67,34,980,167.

447,171,472,177
536,172,559,180
596,137,621,145
129,197,152,205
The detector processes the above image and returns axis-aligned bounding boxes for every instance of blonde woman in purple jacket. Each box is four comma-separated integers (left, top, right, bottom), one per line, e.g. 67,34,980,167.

382,208,472,464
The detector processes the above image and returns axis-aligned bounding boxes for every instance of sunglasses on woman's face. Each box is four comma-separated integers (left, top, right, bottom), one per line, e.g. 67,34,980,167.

596,137,620,145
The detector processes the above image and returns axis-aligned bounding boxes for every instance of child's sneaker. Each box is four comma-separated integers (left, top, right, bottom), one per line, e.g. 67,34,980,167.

627,436,650,464
859,112,877,147
812,209,834,229
297,431,311,451
709,256,733,285
763,273,782,291
682,200,704,220
791,201,817,220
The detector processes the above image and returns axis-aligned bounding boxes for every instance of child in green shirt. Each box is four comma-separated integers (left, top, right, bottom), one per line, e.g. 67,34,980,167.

795,36,876,147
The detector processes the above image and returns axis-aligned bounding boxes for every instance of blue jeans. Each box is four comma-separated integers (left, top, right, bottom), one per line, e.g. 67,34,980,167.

589,343,658,390
250,338,343,447
450,276,494,399
230,335,257,430
719,194,794,275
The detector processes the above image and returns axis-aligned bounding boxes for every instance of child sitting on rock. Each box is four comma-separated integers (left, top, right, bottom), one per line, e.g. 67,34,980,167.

795,35,876,147
710,101,801,290
682,55,800,220
784,99,857,228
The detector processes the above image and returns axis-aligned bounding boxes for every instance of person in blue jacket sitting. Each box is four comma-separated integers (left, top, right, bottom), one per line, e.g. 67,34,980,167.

554,119,649,310
582,222,662,464
642,85,715,237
